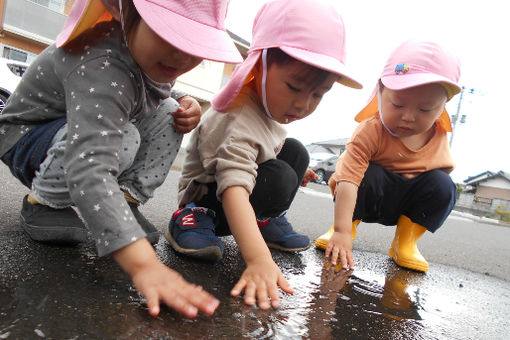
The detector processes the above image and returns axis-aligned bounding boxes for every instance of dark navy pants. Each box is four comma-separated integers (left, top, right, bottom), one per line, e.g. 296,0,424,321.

352,163,456,232
1,118,66,188
196,138,309,236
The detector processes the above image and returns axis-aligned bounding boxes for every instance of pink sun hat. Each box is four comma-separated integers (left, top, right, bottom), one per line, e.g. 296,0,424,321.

212,0,363,111
355,40,462,132
56,0,243,64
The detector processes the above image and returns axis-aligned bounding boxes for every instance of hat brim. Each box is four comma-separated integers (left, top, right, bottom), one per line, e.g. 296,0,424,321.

212,51,261,111
382,73,461,98
280,46,362,89
355,87,453,132
133,0,242,64
56,0,111,47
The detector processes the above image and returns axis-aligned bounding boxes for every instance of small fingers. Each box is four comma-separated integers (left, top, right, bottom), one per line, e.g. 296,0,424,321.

346,250,355,270
230,278,246,297
256,283,270,310
182,284,220,316
277,274,294,295
243,282,257,306
330,246,340,266
144,288,160,317
161,292,198,319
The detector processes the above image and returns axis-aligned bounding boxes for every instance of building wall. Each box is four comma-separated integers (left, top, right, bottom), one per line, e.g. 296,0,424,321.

0,0,238,107
476,185,510,200
0,0,73,62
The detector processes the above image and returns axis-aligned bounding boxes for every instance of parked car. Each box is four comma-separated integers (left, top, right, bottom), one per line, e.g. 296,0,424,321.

0,57,28,112
311,154,338,184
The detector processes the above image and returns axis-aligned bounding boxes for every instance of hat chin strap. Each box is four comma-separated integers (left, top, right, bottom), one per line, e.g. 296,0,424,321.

377,83,400,138
118,0,129,46
261,49,275,121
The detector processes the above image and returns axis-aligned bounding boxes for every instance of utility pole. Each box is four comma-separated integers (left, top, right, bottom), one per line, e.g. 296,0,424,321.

449,86,474,148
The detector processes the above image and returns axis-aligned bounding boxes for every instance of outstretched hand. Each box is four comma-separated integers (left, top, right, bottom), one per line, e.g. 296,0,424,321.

325,231,355,270
113,238,219,318
131,259,219,318
230,258,294,310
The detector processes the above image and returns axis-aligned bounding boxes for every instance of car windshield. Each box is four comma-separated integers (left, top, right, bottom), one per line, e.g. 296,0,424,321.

7,63,27,77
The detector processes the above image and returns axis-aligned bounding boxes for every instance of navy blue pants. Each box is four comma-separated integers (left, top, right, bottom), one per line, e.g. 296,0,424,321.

352,163,456,232
196,138,309,236
1,118,66,188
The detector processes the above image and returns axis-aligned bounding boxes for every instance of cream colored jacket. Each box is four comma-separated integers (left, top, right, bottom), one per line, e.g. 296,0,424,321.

178,87,287,205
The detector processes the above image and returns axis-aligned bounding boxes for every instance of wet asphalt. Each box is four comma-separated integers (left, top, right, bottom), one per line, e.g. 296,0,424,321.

1,162,510,339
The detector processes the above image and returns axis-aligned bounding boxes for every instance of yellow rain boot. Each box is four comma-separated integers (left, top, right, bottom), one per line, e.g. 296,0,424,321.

315,220,360,250
388,215,429,272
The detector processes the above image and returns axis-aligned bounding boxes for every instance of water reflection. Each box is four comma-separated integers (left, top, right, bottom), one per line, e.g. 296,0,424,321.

302,261,429,339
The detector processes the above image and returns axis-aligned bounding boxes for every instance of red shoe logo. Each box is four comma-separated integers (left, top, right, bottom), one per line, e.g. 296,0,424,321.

181,213,196,227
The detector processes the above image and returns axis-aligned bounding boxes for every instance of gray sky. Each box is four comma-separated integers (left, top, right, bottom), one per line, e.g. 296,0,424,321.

225,0,510,183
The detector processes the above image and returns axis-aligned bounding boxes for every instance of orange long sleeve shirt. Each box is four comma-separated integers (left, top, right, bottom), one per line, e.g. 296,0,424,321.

330,115,455,187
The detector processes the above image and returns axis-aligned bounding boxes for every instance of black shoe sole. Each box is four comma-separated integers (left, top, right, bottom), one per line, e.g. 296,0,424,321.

164,229,223,262
266,242,312,252
20,214,88,245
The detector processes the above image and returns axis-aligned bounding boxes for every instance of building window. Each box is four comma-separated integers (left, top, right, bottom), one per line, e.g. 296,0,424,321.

1,46,36,64
28,0,66,13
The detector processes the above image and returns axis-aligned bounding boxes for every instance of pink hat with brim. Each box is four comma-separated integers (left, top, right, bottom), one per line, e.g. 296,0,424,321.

56,0,243,64
355,40,462,132
212,0,362,112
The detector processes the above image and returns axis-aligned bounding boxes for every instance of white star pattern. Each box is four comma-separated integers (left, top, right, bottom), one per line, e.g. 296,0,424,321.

131,237,137,242
103,60,110,68
111,81,118,87
94,204,100,211
88,159,94,163
118,91,123,95
80,190,85,196
79,152,85,159
72,133,79,140
0,129,5,135
75,105,80,111
107,190,113,196
89,88,95,93
100,131,108,136
97,114,103,119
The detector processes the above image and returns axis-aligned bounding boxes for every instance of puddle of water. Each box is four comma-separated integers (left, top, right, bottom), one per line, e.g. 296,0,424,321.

1,234,509,339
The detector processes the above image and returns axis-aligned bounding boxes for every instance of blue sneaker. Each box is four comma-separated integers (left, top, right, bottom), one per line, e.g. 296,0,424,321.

165,204,224,262
258,214,311,252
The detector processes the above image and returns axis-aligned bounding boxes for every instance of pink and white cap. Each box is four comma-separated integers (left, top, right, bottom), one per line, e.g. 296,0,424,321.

212,0,362,112
57,0,243,64
355,40,462,132
380,40,461,99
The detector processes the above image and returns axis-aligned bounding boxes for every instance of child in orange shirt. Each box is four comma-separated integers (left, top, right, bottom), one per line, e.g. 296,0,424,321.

316,40,461,273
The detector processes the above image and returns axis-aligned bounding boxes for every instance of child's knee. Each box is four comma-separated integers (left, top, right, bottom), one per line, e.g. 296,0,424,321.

425,170,456,203
118,122,141,172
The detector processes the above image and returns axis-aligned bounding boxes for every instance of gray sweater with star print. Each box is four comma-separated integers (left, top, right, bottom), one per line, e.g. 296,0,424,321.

0,21,182,256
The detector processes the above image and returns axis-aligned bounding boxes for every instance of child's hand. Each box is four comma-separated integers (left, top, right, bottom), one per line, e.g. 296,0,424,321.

173,95,201,134
113,239,219,318
301,168,319,186
230,258,294,309
131,260,219,318
325,231,354,270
